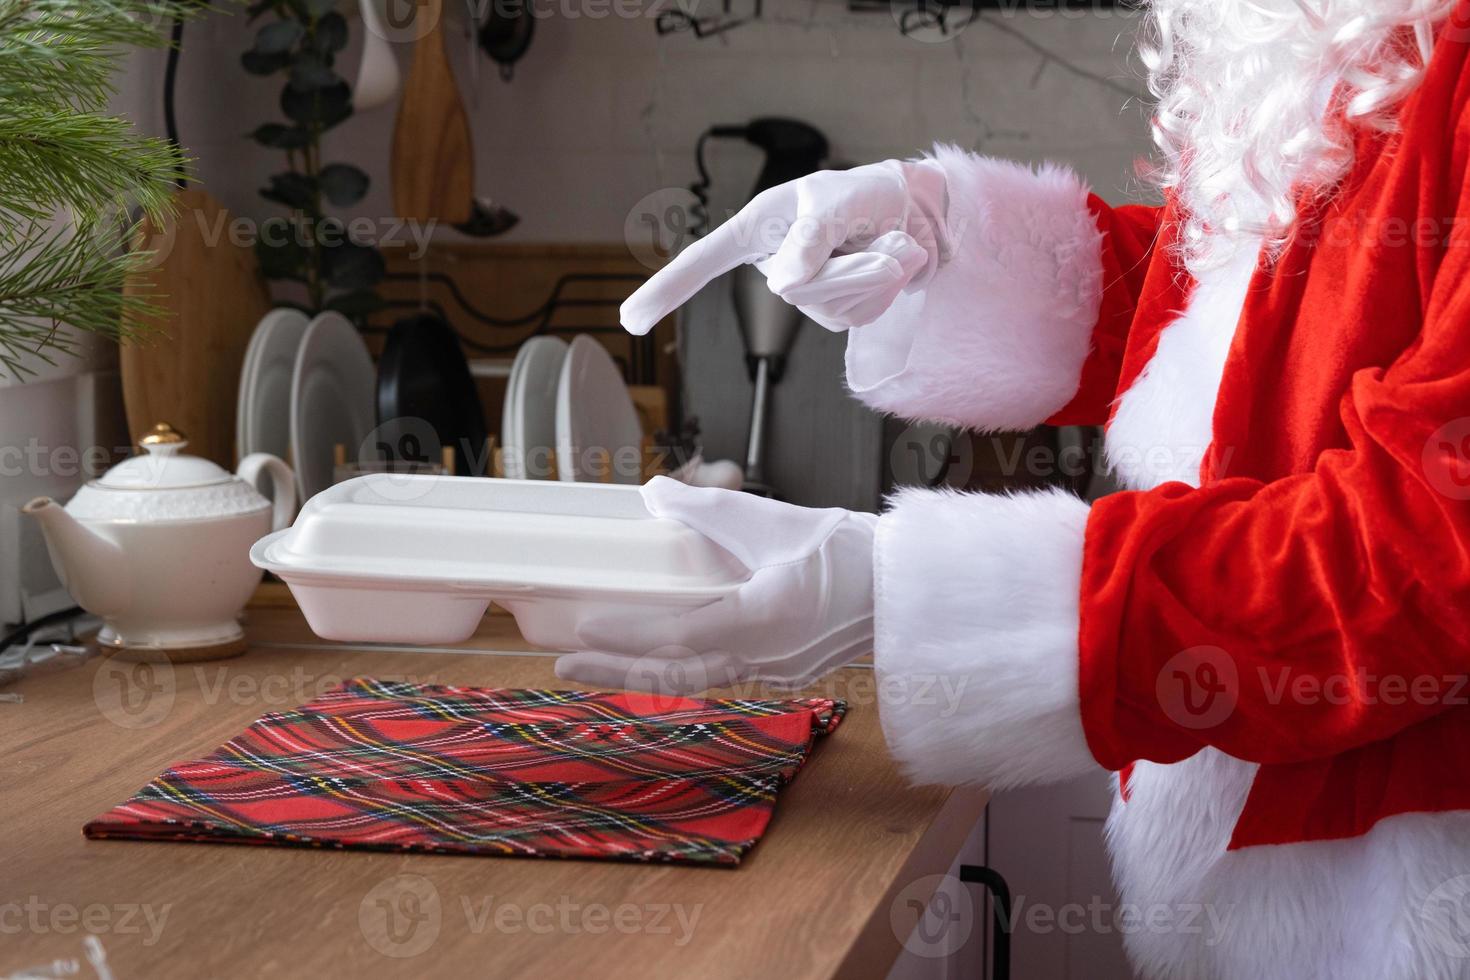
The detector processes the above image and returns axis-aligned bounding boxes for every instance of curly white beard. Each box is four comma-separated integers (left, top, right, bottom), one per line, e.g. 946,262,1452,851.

1145,0,1456,275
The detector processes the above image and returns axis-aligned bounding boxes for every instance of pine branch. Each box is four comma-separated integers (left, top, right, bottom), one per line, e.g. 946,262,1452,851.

0,219,161,378
0,0,209,378
0,107,184,227
0,1,205,108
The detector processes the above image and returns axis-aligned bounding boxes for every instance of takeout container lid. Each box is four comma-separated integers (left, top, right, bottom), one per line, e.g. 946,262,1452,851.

251,475,749,648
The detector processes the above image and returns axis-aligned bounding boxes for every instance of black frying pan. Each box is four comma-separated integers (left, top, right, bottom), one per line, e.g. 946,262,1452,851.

376,313,488,476
478,2,534,81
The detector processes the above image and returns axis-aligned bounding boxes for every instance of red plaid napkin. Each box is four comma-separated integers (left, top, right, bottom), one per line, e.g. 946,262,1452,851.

85,678,845,866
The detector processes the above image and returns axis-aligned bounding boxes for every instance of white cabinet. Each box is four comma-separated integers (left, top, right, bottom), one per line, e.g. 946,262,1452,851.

888,774,1135,979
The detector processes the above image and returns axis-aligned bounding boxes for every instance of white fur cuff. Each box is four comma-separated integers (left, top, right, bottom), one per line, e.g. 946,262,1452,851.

846,145,1104,431
873,487,1098,789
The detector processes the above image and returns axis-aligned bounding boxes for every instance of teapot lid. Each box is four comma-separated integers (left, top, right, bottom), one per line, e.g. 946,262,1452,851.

99,423,235,490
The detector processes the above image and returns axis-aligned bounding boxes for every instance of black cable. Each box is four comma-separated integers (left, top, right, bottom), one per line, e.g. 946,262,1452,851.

164,9,186,188
0,606,85,657
689,129,714,237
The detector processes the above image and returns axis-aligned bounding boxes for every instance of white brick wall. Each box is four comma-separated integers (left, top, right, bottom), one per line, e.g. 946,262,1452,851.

154,2,1156,244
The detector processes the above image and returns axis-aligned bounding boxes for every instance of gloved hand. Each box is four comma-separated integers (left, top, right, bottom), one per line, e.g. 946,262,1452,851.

621,158,950,335
553,476,877,694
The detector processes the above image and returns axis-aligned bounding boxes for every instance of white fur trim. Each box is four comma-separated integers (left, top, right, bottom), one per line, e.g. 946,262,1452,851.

1103,240,1257,489
1109,751,1470,980
872,486,1097,789
846,145,1104,431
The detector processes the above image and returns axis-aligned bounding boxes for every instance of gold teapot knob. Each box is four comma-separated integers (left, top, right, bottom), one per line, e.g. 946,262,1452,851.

140,422,187,448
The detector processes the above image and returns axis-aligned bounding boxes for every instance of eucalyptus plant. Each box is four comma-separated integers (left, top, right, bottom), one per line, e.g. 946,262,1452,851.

244,0,383,316
0,0,200,379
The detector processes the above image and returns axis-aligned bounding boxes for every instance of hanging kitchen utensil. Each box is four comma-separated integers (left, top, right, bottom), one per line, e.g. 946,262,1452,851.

354,0,401,111
391,0,474,225
377,313,488,476
121,188,272,468
477,0,534,81
453,196,520,238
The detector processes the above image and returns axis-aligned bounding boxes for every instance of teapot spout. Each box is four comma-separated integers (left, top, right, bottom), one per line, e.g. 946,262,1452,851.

23,498,129,616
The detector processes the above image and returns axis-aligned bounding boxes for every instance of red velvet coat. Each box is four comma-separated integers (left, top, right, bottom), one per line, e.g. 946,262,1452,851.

1049,14,1470,849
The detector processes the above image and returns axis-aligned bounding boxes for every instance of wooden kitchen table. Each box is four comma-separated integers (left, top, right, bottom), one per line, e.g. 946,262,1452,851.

1,608,987,979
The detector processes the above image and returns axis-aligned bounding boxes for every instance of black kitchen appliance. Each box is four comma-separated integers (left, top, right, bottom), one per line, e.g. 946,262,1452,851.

692,117,829,496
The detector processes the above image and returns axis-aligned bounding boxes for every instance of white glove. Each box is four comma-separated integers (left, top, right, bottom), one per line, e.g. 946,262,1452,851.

553,476,877,694
621,158,950,335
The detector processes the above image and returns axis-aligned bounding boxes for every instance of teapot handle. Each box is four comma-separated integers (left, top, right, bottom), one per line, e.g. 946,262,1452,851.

238,454,297,532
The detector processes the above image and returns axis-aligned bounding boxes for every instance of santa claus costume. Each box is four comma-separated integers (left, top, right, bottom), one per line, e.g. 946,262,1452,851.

560,1,1470,976
863,1,1470,976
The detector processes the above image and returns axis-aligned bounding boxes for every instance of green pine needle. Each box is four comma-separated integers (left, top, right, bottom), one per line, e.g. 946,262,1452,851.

0,0,208,379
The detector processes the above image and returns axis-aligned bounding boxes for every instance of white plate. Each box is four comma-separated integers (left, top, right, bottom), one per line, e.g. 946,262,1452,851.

502,336,567,480
289,312,376,503
555,335,643,485
251,475,748,648
239,308,310,460
236,314,266,457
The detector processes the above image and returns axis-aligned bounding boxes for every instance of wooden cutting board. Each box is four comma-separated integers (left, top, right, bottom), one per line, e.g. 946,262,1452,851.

120,188,272,467
390,0,474,225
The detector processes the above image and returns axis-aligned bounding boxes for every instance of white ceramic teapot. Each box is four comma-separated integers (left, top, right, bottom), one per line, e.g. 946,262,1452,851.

24,422,296,659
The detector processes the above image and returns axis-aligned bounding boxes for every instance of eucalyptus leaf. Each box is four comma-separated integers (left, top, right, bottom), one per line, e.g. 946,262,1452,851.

324,289,386,319
289,56,340,92
255,232,310,282
260,171,318,210
241,48,291,75
322,240,386,290
249,123,311,149
280,79,353,130
313,11,349,54
254,19,304,54
318,163,369,207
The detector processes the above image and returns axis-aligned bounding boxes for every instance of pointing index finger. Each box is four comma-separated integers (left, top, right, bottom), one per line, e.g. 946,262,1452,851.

620,183,797,336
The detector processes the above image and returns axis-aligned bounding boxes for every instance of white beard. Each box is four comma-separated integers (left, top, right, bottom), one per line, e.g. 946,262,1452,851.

1145,0,1454,276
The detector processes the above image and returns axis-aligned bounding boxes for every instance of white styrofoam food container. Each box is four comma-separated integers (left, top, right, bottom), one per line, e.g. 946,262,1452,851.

250,475,748,649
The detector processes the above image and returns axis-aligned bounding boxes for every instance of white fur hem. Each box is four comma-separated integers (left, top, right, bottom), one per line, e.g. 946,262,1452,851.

846,145,1104,431
873,486,1097,789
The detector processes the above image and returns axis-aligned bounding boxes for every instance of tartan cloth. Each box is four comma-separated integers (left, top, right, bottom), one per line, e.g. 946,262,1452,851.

85,677,845,866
